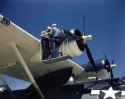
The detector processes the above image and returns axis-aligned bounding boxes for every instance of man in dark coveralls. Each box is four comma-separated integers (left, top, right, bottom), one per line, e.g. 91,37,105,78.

41,24,63,60
41,26,53,60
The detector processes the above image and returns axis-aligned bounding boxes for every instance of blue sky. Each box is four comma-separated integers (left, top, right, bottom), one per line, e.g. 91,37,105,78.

0,0,125,77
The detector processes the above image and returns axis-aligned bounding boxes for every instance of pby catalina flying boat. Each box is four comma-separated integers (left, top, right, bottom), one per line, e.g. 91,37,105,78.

0,15,120,99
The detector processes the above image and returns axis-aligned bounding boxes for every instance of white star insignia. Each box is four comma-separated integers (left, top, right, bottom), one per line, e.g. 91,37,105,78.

102,87,119,99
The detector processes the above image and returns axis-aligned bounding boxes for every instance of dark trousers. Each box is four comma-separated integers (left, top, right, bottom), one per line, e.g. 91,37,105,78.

41,37,62,60
41,37,51,60
51,38,60,58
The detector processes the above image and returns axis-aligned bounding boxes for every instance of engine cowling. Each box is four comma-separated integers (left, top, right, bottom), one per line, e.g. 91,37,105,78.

59,39,84,57
59,29,85,57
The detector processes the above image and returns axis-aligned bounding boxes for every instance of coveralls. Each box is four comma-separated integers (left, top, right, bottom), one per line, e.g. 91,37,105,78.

41,28,52,60
50,25,63,58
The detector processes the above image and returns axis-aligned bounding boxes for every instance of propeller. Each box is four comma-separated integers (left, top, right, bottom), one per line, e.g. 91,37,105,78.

71,29,98,74
104,56,117,82
81,16,98,73
71,28,97,73
84,43,97,73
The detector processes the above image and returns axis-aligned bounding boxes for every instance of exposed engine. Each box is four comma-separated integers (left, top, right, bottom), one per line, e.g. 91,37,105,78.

31,29,92,63
59,39,83,57
59,29,85,57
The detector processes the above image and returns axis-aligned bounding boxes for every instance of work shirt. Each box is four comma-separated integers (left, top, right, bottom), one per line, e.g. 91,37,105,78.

51,27,66,46
41,30,52,39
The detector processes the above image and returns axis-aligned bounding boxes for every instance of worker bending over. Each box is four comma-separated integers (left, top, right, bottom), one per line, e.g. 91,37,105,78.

41,24,63,60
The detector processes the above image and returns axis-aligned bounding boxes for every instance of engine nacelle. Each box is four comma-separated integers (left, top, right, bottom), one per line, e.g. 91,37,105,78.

82,59,116,72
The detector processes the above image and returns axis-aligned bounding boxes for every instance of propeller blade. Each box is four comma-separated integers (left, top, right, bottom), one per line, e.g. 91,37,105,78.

110,69,114,80
84,43,97,72
82,16,96,73
104,57,114,81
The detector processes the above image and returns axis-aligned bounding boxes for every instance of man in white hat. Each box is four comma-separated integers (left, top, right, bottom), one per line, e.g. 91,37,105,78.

41,24,65,60
50,24,64,58
41,26,53,60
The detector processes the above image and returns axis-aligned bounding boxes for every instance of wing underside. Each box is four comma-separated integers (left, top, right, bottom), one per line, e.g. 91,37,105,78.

0,15,84,80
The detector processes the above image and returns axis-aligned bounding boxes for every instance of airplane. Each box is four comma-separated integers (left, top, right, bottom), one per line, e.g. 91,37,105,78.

0,58,121,99
0,14,124,99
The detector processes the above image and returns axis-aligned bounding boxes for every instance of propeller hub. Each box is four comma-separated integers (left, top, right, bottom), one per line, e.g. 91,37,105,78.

82,35,93,41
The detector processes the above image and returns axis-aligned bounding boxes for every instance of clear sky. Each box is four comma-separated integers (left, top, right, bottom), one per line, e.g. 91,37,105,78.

0,0,125,77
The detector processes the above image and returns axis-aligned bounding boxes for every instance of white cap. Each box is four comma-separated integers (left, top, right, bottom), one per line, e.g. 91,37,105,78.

70,29,75,34
51,24,57,27
47,26,52,29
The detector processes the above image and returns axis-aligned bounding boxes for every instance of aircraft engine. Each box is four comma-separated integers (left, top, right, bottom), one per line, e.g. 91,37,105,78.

59,39,84,57
59,29,85,57
31,28,92,63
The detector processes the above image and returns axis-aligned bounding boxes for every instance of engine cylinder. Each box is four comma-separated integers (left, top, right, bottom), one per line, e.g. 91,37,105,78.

59,39,83,57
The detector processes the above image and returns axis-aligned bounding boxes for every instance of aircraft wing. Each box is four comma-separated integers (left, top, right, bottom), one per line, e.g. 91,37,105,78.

0,15,84,81
64,77,125,90
63,76,125,99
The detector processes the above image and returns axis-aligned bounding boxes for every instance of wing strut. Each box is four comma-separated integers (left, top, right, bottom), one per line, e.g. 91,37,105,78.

10,42,45,99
